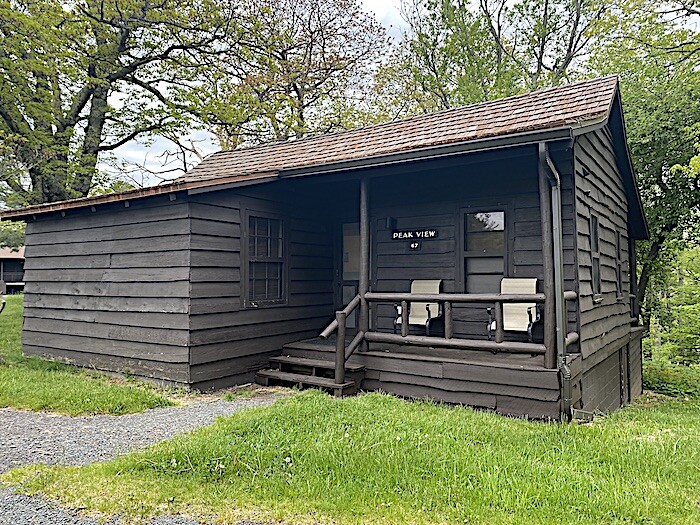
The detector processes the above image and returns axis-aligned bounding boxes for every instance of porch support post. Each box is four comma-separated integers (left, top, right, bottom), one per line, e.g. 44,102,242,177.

538,147,557,370
359,177,370,351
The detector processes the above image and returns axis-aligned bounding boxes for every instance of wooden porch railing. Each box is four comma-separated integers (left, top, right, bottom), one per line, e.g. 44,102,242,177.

320,291,579,385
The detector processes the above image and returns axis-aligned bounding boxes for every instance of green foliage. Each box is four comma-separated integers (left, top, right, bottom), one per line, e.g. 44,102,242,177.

587,1,700,316
0,220,24,249
0,0,238,205
391,0,608,113
643,360,700,398
6,389,700,524
0,295,173,415
211,0,387,147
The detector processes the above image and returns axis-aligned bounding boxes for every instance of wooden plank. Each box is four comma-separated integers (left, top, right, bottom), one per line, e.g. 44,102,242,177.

378,371,559,401
22,331,189,362
26,218,190,246
24,280,191,298
22,293,189,313
23,346,189,382
26,200,188,234
443,362,559,389
361,379,497,409
189,305,333,330
23,317,189,347
24,267,190,283
190,331,321,365
23,307,188,330
192,352,282,382
25,235,190,257
190,317,328,346
23,255,111,270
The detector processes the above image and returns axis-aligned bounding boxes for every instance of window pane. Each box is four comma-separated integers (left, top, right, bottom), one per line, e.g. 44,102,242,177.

467,231,505,252
248,215,284,304
256,236,268,257
591,215,599,253
466,212,505,253
592,258,601,295
466,273,502,294
467,212,505,232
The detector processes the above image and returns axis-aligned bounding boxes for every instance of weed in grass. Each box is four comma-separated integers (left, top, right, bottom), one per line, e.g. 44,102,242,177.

5,389,700,525
0,295,174,415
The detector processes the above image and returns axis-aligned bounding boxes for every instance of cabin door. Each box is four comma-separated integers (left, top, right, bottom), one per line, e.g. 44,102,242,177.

337,222,360,331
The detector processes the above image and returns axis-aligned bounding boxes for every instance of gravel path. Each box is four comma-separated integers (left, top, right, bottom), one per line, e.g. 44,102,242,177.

0,392,280,525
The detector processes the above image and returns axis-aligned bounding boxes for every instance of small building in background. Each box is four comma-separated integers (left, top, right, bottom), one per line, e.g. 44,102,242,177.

0,246,25,294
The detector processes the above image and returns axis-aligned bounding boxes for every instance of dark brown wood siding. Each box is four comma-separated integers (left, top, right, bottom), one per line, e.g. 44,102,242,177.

187,189,335,389
22,194,191,383
574,126,639,411
581,350,622,412
370,145,578,346
574,128,634,367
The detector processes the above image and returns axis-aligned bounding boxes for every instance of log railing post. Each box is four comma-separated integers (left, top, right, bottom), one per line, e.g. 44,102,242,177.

495,301,504,343
335,311,346,384
401,300,409,337
358,178,370,351
444,301,453,339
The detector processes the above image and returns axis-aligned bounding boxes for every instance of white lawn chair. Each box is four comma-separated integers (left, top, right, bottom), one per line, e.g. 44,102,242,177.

488,278,541,342
393,279,442,336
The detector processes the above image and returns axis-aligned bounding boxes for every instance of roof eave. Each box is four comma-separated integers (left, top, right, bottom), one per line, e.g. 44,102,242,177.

277,125,576,180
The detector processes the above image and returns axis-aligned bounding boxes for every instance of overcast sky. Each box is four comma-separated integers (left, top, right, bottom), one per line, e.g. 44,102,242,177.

109,0,406,188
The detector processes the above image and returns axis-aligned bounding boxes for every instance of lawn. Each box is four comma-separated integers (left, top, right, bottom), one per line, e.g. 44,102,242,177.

5,389,700,525
0,294,174,415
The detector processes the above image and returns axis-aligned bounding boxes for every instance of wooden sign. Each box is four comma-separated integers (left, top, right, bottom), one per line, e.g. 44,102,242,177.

391,229,438,240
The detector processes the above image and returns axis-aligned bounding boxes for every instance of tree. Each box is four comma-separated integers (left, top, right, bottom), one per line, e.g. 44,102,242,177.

587,0,700,321
0,0,237,206
211,0,388,148
393,0,608,112
0,220,24,250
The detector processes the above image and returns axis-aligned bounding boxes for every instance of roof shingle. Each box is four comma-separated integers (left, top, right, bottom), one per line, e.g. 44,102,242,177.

183,76,618,182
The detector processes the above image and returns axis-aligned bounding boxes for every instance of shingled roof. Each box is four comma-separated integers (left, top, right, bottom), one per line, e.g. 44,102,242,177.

182,75,618,183
1,76,623,220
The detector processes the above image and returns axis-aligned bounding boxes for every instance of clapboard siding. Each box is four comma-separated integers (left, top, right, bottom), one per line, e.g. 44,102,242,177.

22,195,192,383
581,350,622,412
24,346,189,383
187,190,335,383
370,149,578,345
574,128,634,378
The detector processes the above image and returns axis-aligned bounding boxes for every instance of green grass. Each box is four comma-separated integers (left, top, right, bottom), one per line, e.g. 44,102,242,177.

6,390,700,525
0,294,174,415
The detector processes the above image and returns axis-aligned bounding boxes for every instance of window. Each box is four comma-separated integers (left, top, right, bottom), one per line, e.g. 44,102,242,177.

615,229,623,297
464,211,506,293
591,214,602,300
246,215,285,306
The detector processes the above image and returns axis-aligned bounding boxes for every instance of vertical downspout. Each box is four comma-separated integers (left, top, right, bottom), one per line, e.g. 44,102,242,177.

359,178,370,351
539,142,571,421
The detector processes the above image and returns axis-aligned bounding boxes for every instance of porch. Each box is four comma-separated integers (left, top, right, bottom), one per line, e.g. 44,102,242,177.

256,335,582,419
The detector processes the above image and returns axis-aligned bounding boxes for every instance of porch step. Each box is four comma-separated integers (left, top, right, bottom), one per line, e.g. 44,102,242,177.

270,355,365,373
255,369,357,396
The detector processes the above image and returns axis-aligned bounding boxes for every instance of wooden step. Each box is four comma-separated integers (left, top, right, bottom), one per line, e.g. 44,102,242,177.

255,369,357,396
270,355,365,373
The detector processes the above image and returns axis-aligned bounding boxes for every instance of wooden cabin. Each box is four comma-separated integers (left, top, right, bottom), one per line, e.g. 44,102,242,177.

0,76,647,420
0,246,25,294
